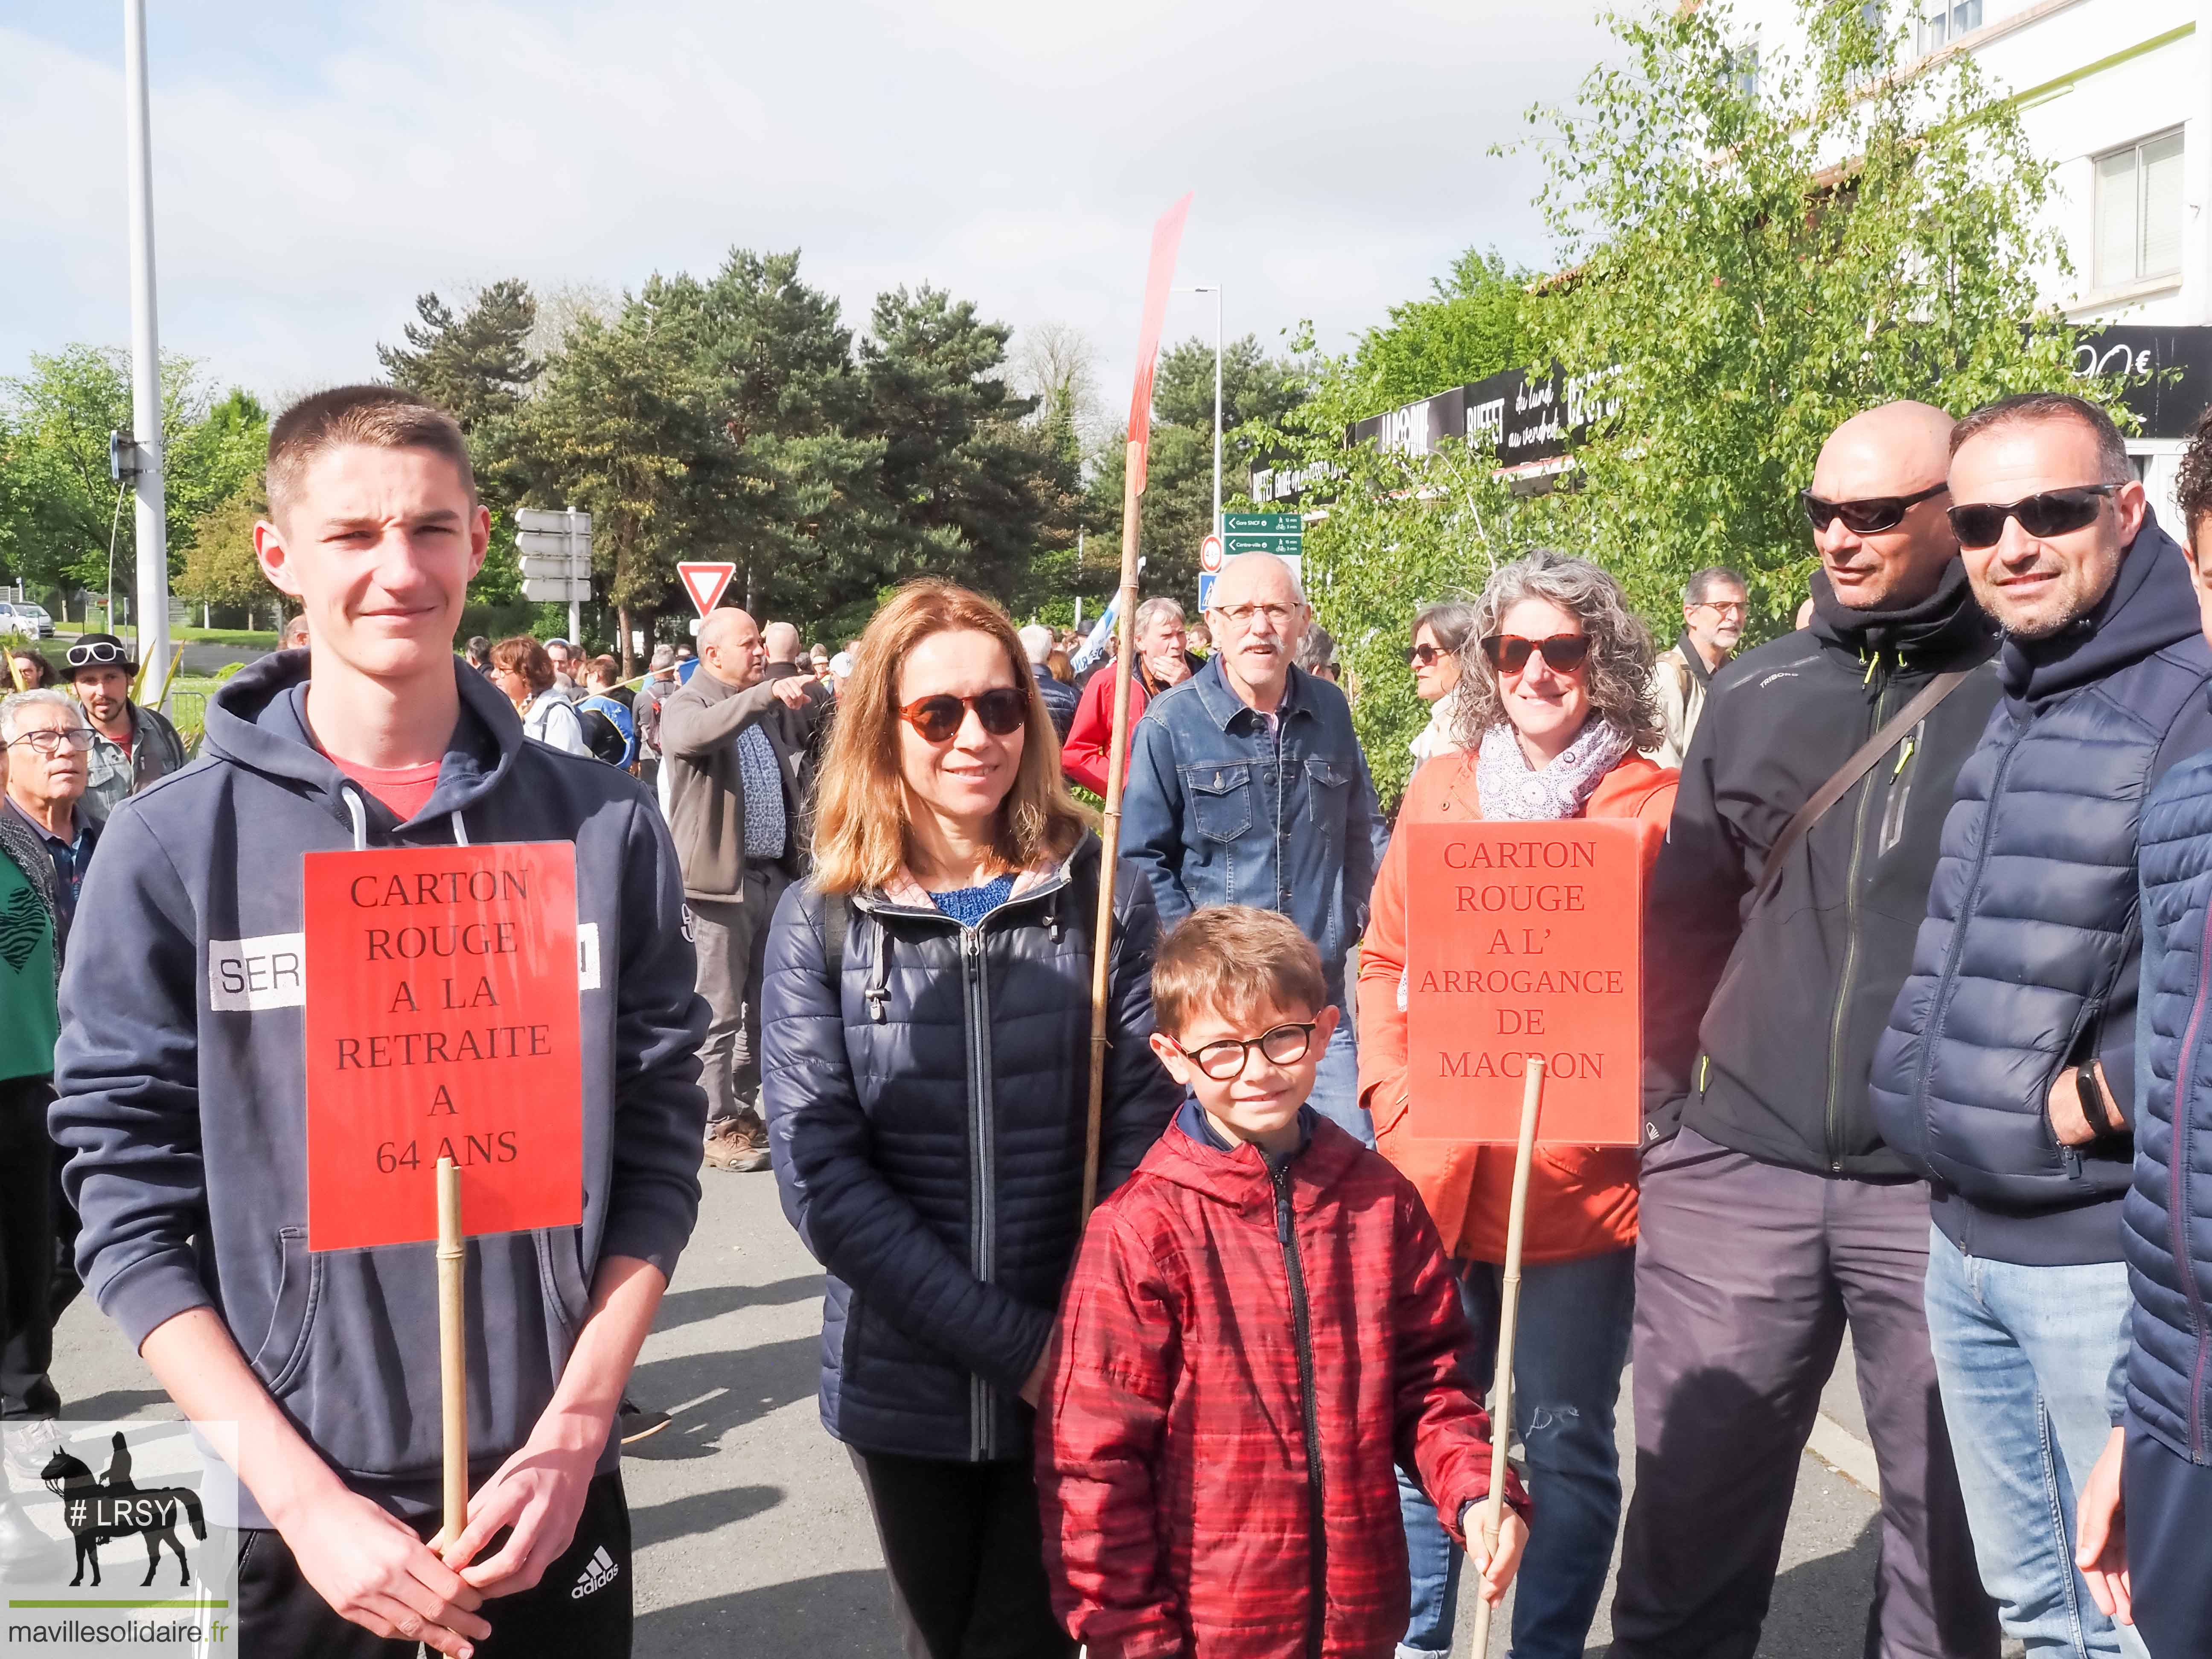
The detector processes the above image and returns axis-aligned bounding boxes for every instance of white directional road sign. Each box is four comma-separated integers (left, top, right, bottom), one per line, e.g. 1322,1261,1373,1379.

516,507,593,606
1199,513,1303,611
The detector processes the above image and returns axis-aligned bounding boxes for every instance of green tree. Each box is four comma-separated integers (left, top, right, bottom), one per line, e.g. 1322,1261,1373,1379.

1087,333,1308,605
1346,248,1532,416
0,346,265,601
175,481,277,620
860,285,1062,602
1516,0,2113,632
685,250,887,623
516,285,712,644
378,280,541,511
377,279,541,431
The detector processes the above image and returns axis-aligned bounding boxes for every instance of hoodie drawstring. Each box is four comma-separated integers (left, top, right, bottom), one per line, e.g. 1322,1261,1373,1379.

341,786,370,852
451,812,470,847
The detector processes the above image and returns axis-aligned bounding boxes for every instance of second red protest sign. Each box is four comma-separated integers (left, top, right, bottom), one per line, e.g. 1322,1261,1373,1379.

1403,818,1653,1146
303,842,584,1252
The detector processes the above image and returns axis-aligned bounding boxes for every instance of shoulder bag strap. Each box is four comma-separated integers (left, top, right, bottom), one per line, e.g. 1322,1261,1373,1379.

1750,668,1974,910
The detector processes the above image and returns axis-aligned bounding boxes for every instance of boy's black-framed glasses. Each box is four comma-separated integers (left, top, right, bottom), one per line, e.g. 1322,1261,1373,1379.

1167,1020,1318,1081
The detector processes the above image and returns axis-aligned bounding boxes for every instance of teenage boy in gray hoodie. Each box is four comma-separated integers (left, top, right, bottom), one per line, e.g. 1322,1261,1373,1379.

50,386,710,1657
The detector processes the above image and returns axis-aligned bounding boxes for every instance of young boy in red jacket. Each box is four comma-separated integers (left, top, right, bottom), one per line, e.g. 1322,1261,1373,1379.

1036,905,1528,1658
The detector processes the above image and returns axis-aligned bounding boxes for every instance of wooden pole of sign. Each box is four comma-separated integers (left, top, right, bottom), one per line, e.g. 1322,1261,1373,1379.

1082,445,1146,1219
1469,1058,1545,1657
437,1156,469,1543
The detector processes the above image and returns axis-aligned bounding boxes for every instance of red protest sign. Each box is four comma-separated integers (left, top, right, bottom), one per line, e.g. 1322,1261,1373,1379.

1403,819,1653,1146
303,843,584,1252
677,561,736,618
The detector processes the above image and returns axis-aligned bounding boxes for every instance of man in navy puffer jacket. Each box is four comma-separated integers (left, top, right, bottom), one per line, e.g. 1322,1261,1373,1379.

2074,409,2212,1656
1873,393,2212,1658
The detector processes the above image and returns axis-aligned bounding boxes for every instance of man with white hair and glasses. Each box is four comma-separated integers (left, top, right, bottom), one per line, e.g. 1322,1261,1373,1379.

3,690,100,934
0,688,97,1506
1120,554,1387,1141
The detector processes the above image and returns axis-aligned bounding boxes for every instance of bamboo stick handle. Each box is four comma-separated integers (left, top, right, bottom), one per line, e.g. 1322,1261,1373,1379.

437,1156,468,1544
1083,442,1147,1221
1469,1058,1545,1657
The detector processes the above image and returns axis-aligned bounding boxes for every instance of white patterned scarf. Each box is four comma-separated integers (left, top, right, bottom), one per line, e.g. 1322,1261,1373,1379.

1473,717,1633,822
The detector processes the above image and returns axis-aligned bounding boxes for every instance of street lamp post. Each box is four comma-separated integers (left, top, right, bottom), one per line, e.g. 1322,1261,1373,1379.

1176,284,1223,538
122,0,170,691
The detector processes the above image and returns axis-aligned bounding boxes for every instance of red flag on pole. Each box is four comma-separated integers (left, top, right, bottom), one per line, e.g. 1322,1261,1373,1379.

1124,192,1193,497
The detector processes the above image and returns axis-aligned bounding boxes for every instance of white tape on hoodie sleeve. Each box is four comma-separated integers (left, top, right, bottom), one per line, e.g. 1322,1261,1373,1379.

578,922,601,991
207,933,307,1011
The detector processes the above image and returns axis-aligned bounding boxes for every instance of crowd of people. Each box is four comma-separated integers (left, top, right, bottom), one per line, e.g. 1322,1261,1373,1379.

2,376,2212,1659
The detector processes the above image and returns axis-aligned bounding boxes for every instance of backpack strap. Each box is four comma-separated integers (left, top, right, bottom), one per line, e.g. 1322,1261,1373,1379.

822,890,850,987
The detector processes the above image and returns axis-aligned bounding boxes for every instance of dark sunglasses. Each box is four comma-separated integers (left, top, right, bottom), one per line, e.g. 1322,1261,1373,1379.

65,639,129,668
1800,481,1949,536
1406,643,1446,667
1481,633,1591,675
1946,485,2118,550
896,687,1030,744
1171,1020,1318,1082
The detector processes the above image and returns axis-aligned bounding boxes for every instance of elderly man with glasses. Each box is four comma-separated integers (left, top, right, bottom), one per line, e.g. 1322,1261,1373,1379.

1119,553,1387,1142
0,689,97,1500
62,634,185,822
1615,402,2005,1659
1647,566,1748,768
3,689,99,937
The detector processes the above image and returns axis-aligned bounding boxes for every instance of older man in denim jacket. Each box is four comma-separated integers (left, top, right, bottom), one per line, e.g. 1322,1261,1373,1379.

1121,552,1388,1141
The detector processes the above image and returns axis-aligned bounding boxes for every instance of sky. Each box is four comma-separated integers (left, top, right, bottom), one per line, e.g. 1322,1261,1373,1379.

0,0,1612,416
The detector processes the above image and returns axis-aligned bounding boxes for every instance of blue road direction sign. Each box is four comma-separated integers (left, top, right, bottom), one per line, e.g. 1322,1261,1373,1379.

1200,513,1304,609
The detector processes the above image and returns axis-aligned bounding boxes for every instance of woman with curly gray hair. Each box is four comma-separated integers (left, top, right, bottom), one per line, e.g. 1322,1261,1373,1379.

1359,548,1677,1659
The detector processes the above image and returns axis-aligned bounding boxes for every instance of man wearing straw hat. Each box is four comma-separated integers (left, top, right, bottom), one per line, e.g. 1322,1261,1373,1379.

64,632,185,822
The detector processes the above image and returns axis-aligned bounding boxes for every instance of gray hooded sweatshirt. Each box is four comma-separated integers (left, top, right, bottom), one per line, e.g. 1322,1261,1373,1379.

52,655,709,1527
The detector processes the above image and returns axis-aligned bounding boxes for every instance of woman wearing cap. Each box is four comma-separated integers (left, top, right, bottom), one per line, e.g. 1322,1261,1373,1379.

486,636,589,757
1360,551,1676,1659
762,579,1177,1659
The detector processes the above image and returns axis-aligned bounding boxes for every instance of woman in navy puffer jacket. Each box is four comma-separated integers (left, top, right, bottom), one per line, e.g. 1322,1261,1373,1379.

763,580,1178,1659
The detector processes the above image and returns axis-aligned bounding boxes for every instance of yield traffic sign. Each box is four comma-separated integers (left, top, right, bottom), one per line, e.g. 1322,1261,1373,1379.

678,562,737,618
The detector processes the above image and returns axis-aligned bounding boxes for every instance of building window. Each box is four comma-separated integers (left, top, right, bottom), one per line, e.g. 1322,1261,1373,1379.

1723,47,1760,99
1917,1,1982,56
2094,130,2186,291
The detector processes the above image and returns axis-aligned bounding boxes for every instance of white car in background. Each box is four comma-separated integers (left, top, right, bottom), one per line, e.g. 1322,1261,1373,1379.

0,603,55,640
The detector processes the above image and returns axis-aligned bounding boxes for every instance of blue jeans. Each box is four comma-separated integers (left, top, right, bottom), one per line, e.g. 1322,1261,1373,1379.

1307,1006,1370,1146
1397,1247,1635,1659
1923,1228,2149,1659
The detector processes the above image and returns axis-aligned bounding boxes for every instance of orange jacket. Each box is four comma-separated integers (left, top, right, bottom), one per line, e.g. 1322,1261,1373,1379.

1359,748,1677,1266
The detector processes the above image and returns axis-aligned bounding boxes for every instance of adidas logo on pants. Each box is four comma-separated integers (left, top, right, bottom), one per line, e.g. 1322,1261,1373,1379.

572,1543,622,1599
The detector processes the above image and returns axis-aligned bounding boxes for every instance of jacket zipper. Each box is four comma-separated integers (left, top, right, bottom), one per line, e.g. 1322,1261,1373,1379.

1906,715,2035,1132
962,924,998,1461
1825,663,1892,1171
1271,1161,1326,1659
2172,893,2212,1459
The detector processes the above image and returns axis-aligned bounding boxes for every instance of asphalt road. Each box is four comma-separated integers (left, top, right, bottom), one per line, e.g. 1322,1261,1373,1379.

51,1170,1896,1657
